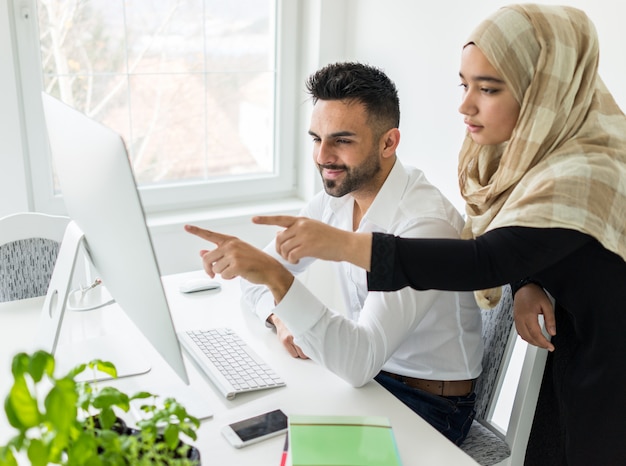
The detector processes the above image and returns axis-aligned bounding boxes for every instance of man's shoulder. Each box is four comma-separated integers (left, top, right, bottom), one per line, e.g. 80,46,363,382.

400,166,463,218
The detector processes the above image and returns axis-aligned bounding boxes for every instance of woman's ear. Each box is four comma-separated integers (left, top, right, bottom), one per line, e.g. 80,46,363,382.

381,128,401,159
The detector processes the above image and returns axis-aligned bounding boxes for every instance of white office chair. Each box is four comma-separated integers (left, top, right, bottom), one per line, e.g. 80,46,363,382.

461,285,548,466
0,212,70,302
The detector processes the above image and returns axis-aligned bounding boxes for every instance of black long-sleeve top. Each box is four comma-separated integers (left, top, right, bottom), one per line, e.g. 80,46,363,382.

368,227,626,317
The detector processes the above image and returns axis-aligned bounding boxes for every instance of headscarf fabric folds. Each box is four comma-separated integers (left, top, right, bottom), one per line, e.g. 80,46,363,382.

458,4,626,308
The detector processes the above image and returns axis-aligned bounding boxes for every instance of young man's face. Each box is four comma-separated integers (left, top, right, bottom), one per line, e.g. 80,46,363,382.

308,99,382,198
458,44,521,145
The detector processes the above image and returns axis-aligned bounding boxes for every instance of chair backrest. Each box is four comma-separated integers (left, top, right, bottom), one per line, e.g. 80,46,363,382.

462,284,548,466
0,212,70,302
474,284,517,422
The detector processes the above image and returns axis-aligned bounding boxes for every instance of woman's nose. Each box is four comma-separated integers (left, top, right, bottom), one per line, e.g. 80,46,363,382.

458,90,477,116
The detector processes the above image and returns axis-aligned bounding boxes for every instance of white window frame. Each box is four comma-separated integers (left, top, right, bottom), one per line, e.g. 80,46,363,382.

11,0,300,215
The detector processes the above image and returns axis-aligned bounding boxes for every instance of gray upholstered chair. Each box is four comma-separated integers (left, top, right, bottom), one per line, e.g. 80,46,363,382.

0,212,70,302
461,285,548,466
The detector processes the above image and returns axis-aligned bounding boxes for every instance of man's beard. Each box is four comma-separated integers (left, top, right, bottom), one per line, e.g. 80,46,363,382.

318,149,381,198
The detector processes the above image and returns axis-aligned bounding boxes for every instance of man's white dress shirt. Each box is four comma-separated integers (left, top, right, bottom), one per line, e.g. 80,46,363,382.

241,161,482,387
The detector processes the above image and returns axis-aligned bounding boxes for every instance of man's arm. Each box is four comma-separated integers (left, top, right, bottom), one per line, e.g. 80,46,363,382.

270,218,465,387
186,224,312,359
184,225,294,303
272,264,441,387
239,235,311,323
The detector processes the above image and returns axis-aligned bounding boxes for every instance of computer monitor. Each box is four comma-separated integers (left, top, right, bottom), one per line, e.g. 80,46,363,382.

38,93,189,385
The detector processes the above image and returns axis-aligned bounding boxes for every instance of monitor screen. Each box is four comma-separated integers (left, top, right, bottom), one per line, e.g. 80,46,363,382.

39,93,189,384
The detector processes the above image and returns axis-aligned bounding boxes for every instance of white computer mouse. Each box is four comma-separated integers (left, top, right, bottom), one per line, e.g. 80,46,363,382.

178,278,221,293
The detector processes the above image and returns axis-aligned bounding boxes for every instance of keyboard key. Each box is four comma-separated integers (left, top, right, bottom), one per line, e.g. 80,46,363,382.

178,328,285,400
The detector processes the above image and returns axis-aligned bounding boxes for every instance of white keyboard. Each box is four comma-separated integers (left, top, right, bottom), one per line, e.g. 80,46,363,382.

178,328,285,400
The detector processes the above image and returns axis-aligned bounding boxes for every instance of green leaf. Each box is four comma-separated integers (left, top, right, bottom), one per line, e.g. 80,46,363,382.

44,379,78,434
163,423,180,450
92,386,130,412
129,391,154,401
3,395,22,431
6,376,39,429
65,362,87,380
67,431,100,465
87,359,117,379
180,421,199,441
26,438,50,466
29,351,55,382
48,430,71,463
0,445,18,466
9,353,29,379
97,407,117,430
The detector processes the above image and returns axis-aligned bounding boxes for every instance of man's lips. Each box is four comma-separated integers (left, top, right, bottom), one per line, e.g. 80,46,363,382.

320,166,346,180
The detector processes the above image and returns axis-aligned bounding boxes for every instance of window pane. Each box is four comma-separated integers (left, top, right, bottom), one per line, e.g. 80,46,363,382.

36,0,276,192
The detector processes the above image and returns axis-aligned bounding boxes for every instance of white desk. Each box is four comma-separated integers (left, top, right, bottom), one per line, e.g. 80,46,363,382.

0,270,478,466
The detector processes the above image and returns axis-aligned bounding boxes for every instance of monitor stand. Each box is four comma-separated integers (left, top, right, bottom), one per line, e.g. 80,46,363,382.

36,221,151,381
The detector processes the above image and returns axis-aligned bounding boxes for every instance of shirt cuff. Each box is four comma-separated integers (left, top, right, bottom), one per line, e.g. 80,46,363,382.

254,293,277,328
272,279,325,336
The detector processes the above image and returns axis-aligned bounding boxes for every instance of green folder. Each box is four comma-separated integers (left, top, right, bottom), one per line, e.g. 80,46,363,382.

288,415,402,466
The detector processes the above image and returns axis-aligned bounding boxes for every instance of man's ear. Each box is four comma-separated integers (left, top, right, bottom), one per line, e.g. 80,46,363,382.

381,128,400,159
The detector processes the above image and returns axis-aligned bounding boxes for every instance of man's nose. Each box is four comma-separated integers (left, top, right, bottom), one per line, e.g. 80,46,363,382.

315,140,335,165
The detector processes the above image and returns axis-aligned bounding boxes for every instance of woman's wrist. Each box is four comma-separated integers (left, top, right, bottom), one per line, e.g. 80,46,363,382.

511,277,542,296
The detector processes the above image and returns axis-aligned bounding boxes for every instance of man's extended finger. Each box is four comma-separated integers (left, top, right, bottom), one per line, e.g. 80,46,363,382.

184,224,229,244
252,215,297,228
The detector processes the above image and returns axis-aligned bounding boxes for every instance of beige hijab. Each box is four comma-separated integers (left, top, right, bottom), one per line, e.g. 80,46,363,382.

458,4,626,308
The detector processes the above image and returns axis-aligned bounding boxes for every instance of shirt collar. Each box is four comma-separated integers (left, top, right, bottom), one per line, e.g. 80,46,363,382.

327,159,409,231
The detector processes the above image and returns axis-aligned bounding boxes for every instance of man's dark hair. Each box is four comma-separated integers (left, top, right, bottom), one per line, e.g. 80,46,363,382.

305,62,400,135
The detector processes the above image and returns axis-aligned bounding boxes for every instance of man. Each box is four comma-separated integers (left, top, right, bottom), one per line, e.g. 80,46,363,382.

185,62,482,445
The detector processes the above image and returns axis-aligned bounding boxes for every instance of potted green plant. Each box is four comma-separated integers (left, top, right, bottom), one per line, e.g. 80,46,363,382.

0,350,201,465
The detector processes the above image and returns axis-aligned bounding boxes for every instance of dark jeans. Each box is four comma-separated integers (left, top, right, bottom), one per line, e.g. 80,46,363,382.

374,371,476,446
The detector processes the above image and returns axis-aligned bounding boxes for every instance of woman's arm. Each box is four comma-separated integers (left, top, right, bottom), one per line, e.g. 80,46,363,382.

253,215,374,269
368,226,592,292
253,216,592,294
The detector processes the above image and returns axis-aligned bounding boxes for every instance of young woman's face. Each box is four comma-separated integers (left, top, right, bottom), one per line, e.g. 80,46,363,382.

458,44,521,145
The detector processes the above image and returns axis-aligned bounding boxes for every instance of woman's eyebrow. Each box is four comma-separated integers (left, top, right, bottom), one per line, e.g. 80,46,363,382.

459,72,505,84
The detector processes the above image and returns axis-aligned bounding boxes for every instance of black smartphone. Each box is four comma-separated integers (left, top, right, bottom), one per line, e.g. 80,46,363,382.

221,409,288,448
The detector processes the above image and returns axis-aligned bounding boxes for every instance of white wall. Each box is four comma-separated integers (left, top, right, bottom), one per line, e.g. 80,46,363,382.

340,0,626,212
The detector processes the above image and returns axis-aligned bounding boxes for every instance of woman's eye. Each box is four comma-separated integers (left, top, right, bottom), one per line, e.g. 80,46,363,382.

481,87,500,95
458,83,468,91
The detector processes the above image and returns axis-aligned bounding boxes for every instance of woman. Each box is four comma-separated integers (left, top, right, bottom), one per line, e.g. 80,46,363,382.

260,4,626,465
